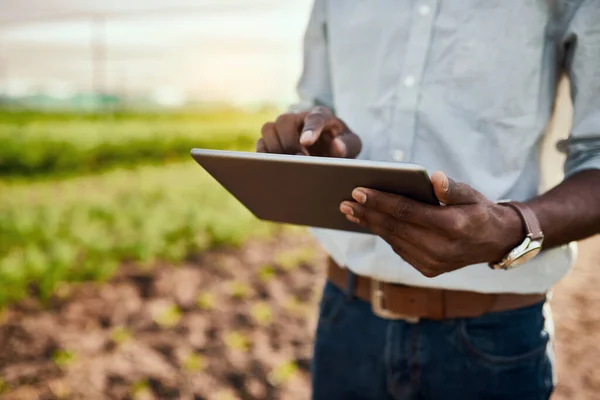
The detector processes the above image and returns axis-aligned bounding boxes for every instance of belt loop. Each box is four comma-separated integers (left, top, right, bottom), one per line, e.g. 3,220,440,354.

345,271,356,301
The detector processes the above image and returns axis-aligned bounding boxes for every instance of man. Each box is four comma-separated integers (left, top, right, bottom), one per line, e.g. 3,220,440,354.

257,1,600,399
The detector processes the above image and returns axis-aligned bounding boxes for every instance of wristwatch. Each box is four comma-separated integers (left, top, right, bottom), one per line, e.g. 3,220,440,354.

489,201,544,270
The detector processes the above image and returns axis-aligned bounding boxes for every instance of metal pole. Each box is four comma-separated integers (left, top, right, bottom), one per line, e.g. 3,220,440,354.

0,39,6,103
91,16,106,109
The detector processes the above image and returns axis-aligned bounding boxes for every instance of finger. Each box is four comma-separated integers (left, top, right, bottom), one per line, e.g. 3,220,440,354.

261,122,284,153
274,113,307,154
344,203,402,239
340,202,446,254
256,138,267,153
300,106,337,146
351,188,455,229
331,132,362,158
340,202,454,277
431,171,487,205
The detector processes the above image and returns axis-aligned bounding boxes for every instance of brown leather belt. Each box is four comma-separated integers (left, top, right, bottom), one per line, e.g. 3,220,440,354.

327,259,546,322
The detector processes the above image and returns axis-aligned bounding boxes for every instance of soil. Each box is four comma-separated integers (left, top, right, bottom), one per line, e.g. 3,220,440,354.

1,232,599,400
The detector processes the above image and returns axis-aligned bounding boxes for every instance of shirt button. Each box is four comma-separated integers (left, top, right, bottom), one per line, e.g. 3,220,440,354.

393,149,405,162
419,5,431,16
403,76,416,87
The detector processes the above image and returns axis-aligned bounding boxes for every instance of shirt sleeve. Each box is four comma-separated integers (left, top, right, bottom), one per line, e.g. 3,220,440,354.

561,0,600,178
289,0,334,113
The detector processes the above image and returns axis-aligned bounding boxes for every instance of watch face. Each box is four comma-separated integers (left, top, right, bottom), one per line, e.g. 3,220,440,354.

509,242,543,268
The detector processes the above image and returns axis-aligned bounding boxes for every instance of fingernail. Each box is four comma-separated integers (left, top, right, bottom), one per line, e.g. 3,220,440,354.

332,138,347,157
442,175,449,191
339,202,354,216
300,130,313,144
346,214,360,224
352,189,367,204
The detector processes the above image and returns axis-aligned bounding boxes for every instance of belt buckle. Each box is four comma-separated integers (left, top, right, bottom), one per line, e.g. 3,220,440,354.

371,280,420,323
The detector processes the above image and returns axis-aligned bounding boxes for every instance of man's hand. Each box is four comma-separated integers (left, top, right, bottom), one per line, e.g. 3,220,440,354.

339,172,525,278
257,106,362,158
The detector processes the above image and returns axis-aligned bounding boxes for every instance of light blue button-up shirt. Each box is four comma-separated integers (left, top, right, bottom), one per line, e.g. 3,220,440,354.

296,0,600,293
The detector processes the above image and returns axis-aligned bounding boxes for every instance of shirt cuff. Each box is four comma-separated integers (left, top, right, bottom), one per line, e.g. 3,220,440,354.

564,148,600,178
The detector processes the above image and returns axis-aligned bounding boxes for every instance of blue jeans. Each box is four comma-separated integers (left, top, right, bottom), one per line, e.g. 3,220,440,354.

312,281,554,400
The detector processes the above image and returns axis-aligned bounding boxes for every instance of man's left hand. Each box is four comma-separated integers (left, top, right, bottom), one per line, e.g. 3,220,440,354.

339,172,525,278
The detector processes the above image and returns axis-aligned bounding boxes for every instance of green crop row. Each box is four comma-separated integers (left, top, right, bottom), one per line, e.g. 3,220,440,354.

0,161,278,306
0,109,273,177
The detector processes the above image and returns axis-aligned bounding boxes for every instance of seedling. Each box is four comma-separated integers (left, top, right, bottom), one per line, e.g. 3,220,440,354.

258,265,275,282
52,349,76,368
0,378,9,394
224,331,250,352
131,379,152,400
250,302,273,326
110,326,132,345
197,292,216,310
268,360,298,387
154,304,182,328
283,296,308,317
227,281,251,300
182,352,205,372
274,247,315,271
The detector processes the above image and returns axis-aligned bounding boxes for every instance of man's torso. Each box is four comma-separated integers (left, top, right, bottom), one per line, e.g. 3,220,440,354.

311,0,581,293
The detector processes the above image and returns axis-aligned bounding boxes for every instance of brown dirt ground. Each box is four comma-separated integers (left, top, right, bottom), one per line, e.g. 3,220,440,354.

0,232,599,400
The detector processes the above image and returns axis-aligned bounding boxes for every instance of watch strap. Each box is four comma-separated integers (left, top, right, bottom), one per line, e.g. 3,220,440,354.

498,201,544,241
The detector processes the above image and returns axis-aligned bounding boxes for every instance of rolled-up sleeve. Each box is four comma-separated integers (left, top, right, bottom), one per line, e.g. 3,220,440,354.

290,0,334,113
561,0,600,178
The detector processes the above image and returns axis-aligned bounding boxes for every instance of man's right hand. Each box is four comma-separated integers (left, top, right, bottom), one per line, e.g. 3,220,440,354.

256,106,362,158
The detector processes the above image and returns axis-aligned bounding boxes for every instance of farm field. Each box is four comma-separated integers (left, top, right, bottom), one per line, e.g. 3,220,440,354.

0,109,271,178
1,232,599,399
0,108,599,399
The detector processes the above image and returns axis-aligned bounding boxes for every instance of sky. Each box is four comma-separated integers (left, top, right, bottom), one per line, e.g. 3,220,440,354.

0,0,313,105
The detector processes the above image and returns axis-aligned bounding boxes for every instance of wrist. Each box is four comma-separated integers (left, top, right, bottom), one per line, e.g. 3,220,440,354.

490,203,526,262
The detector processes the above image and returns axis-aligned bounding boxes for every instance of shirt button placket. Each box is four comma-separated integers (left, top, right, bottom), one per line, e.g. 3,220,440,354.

390,1,438,163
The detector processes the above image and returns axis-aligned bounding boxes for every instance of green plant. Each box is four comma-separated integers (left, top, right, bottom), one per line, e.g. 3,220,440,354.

267,360,298,387
224,331,250,352
130,379,152,399
197,292,216,310
0,109,274,178
227,280,252,299
182,352,205,372
154,304,182,328
274,247,316,271
258,265,276,283
0,377,9,394
283,296,308,317
0,162,276,307
52,349,76,368
250,302,273,326
110,326,132,345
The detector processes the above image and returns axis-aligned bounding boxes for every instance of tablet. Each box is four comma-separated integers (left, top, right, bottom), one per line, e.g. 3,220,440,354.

191,149,438,234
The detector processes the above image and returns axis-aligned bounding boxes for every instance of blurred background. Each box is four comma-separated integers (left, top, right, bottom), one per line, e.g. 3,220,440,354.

0,1,598,399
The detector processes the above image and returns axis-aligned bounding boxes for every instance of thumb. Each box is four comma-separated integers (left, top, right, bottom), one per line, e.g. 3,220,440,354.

431,171,487,205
